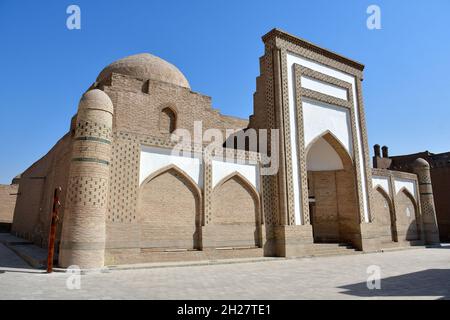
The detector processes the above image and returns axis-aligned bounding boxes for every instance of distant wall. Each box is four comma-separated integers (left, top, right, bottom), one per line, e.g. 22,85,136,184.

430,166,450,241
386,152,450,242
12,133,72,246
0,184,18,223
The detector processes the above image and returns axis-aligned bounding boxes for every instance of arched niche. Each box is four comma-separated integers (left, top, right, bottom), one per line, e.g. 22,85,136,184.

306,132,360,246
160,106,177,134
396,188,420,241
138,165,201,250
210,172,261,248
373,186,397,242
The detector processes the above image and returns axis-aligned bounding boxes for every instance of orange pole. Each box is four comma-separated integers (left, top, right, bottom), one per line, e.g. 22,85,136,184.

47,187,61,273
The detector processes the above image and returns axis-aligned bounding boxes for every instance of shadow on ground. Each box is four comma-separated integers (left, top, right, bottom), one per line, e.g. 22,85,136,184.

339,269,450,300
426,243,450,249
0,240,43,274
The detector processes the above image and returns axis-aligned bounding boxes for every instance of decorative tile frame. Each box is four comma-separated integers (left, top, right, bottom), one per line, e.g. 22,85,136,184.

279,48,297,225
261,44,281,226
261,30,374,225
292,64,366,224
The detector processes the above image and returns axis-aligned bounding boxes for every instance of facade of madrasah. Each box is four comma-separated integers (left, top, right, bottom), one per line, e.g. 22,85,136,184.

2,29,440,268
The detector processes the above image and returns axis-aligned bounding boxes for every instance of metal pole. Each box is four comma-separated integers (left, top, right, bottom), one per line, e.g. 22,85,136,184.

47,187,61,273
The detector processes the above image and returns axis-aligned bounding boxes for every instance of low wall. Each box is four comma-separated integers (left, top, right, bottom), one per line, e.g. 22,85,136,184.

0,184,18,223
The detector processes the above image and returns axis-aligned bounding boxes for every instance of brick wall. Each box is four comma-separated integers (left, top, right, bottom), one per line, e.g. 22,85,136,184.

12,133,72,245
139,168,200,250
370,168,422,246
99,72,259,263
207,176,260,248
431,166,450,241
0,184,18,223
372,188,395,242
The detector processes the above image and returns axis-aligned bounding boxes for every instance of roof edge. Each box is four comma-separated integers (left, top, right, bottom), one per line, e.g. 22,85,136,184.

262,28,365,71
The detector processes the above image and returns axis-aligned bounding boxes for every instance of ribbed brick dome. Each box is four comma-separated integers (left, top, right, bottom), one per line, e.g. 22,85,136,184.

96,53,190,89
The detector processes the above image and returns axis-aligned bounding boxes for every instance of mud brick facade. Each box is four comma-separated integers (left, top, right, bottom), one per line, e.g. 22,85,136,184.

0,181,19,231
374,148,449,242
9,29,441,268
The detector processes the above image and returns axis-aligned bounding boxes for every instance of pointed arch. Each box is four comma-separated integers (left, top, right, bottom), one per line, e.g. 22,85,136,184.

305,130,360,245
395,187,421,241
373,186,397,242
306,130,353,167
375,185,394,217
139,164,201,198
138,164,202,250
398,187,418,208
210,171,262,248
374,184,392,203
213,171,260,202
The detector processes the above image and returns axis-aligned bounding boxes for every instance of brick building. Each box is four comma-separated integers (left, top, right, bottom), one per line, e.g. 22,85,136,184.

8,29,441,268
374,147,450,242
0,176,19,232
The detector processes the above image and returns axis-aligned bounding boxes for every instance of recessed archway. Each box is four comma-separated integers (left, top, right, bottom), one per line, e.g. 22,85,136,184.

396,188,420,241
210,172,261,248
138,165,201,250
373,186,397,243
306,132,360,246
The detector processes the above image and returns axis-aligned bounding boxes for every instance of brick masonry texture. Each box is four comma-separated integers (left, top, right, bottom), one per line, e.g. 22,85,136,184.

0,184,18,223
9,29,441,268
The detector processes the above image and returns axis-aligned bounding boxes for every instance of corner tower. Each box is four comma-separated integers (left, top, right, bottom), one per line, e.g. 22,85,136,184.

59,89,114,268
412,158,440,244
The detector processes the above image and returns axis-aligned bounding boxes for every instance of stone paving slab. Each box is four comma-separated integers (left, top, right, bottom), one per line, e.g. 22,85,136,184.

0,245,449,300
0,233,33,246
105,257,278,271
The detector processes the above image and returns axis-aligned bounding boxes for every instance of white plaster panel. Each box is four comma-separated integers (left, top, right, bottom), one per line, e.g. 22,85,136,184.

303,98,352,155
307,137,343,171
286,52,370,223
139,146,202,187
301,76,348,100
372,176,390,195
394,178,417,200
212,159,259,191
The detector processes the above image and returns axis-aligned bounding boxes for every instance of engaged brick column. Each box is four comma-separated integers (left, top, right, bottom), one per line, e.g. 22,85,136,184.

412,158,440,244
59,89,114,268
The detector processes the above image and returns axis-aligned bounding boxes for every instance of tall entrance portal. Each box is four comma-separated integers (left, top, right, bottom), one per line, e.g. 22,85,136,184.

306,133,361,245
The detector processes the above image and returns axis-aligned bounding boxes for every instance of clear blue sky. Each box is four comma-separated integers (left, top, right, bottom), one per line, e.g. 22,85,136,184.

0,0,449,183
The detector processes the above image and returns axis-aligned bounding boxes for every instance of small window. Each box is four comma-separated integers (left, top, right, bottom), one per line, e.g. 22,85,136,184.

160,107,176,134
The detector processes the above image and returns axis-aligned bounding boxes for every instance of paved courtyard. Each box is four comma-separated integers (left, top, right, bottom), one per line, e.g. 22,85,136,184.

0,243,449,300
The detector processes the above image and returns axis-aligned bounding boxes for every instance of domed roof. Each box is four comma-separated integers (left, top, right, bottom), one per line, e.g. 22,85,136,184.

413,158,430,168
96,53,190,89
79,89,114,114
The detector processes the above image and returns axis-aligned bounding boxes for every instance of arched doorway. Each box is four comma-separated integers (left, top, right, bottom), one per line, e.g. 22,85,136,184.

211,173,261,248
138,165,201,250
373,186,397,242
306,132,360,245
396,189,419,241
